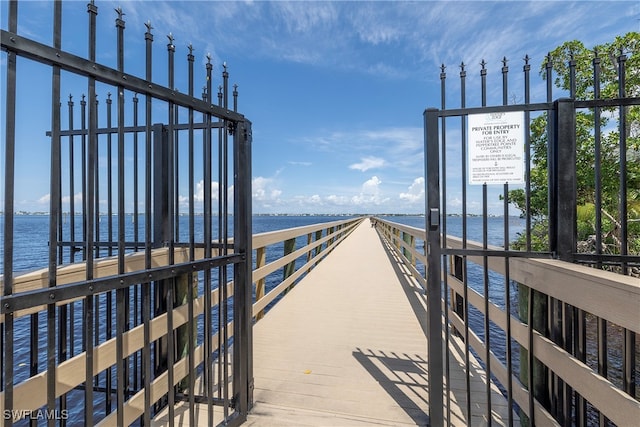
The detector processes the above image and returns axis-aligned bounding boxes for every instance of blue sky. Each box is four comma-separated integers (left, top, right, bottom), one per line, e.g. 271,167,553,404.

1,0,638,215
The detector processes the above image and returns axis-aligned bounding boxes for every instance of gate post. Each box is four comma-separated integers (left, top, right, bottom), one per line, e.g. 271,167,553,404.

552,98,577,423
424,108,443,426
233,119,254,417
553,98,577,262
152,123,170,378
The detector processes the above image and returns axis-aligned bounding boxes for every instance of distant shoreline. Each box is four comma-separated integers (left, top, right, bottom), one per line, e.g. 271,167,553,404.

2,212,517,218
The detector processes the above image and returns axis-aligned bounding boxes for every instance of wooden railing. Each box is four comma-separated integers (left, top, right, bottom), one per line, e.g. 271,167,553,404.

252,217,365,320
374,216,640,426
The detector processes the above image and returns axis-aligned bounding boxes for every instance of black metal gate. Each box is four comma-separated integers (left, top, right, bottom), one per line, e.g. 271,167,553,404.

2,1,252,426
424,54,639,426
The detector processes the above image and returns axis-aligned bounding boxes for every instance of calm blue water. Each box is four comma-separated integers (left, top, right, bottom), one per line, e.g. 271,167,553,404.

1,214,523,274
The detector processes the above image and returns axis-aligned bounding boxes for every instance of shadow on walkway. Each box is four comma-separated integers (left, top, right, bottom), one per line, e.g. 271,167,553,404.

352,347,430,426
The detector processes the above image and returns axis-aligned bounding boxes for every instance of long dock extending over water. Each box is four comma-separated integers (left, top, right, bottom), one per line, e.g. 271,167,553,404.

153,220,514,426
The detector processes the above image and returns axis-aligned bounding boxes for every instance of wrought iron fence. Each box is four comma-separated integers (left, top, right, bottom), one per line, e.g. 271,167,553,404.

424,50,639,426
1,1,253,426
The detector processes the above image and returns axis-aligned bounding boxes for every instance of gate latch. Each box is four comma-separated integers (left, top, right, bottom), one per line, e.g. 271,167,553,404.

428,208,440,230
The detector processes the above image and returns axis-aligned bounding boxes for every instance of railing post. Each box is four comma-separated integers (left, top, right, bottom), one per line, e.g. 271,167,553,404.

424,107,443,426
255,247,266,321
283,238,296,279
233,119,253,416
175,273,197,391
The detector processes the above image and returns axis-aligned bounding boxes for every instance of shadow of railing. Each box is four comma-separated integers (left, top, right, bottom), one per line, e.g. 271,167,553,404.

352,348,430,426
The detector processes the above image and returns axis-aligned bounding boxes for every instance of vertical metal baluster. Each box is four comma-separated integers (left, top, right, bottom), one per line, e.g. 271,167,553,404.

174,99,180,243
68,95,76,361
527,285,535,427
69,94,76,264
0,322,3,394
133,95,139,250
166,32,176,427
523,56,532,251
85,2,98,424
2,2,18,426
115,8,126,426
48,4,62,426
479,59,492,427
546,53,556,253
617,50,635,401
522,53,535,427
544,53,559,419
459,61,471,424
439,64,451,426
95,92,101,262
503,183,513,426
30,312,38,427
132,93,139,393
501,57,514,427
593,50,603,269
105,91,113,415
142,20,154,427
217,84,224,404
566,53,579,426
222,64,230,419
94,94,101,396
107,92,113,258
482,182,491,427
591,48,607,427
204,55,215,427
187,43,196,426
81,95,88,263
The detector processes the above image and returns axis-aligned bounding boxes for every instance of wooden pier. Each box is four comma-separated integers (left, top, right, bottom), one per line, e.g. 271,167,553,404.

153,220,514,426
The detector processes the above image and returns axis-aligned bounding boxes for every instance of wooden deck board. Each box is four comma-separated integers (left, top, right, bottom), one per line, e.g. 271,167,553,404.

154,221,517,426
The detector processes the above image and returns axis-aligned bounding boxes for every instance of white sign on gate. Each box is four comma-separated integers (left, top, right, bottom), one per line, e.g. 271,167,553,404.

468,111,525,185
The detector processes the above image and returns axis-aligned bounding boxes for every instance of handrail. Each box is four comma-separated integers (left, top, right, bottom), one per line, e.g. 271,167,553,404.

0,217,365,322
252,217,365,319
373,216,640,426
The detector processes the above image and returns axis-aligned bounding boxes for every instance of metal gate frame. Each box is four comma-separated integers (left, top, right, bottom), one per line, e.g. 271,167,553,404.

424,55,638,426
1,1,253,426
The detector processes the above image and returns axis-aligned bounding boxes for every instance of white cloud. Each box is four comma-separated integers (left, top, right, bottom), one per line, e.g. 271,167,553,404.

38,193,85,207
349,156,386,172
307,194,322,205
178,181,221,210
253,176,282,201
362,176,382,195
326,194,350,206
194,180,220,203
351,176,389,206
399,177,425,204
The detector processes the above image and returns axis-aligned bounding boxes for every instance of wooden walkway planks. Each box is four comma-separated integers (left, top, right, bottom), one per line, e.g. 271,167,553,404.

154,220,516,426
247,220,430,425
